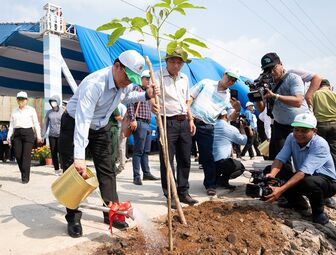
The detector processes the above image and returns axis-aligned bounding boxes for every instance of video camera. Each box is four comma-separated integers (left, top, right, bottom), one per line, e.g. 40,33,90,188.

245,72,274,102
245,170,285,200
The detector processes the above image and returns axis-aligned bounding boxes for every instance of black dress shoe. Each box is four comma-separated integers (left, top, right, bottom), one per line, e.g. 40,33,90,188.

179,194,198,205
143,174,160,181
112,220,129,230
133,178,143,185
67,222,83,238
313,212,329,225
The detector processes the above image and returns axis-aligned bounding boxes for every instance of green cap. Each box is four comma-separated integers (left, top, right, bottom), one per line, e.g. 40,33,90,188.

165,48,191,63
125,67,142,85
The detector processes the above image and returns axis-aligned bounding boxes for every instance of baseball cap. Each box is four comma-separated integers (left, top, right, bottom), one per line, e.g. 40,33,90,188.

261,52,281,70
141,70,150,78
245,101,254,107
291,113,317,129
119,50,145,84
225,69,240,81
165,48,191,63
320,79,330,87
16,91,28,99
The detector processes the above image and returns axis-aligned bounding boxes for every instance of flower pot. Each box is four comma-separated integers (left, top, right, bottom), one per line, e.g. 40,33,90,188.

45,158,53,166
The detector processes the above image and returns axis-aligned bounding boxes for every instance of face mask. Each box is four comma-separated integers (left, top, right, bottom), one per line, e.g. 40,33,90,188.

50,101,58,108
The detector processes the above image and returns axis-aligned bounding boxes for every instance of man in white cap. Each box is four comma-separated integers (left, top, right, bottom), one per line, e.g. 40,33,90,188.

264,113,336,225
241,101,261,159
127,70,159,185
188,69,241,196
59,50,159,238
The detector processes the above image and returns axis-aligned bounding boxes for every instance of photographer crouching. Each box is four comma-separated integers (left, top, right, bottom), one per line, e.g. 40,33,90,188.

263,113,336,225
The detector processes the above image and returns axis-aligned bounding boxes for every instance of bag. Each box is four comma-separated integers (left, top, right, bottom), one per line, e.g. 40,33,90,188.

258,140,270,157
121,102,141,138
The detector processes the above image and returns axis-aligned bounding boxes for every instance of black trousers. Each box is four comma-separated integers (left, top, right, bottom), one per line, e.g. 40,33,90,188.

241,128,259,158
264,166,336,215
59,112,117,223
0,141,10,161
13,128,35,182
215,158,245,185
158,119,192,196
49,136,60,170
317,121,336,167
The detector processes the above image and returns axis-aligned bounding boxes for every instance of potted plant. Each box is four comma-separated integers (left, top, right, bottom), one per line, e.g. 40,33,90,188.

31,145,52,165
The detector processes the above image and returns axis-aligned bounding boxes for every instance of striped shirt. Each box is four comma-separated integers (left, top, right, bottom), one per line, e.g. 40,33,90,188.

190,79,234,125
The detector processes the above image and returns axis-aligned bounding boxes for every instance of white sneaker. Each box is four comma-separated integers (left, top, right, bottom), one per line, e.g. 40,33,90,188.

55,170,62,176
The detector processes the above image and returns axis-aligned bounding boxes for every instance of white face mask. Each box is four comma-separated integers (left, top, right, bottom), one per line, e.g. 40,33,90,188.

51,101,58,108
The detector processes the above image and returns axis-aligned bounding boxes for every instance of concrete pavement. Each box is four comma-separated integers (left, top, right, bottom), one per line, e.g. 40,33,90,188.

0,155,261,255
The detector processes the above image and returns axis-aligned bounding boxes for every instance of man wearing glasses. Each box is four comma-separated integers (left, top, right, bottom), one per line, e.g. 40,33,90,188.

264,113,336,225
255,53,309,161
59,50,159,238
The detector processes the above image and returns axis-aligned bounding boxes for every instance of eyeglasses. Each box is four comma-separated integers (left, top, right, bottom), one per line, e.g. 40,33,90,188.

17,97,27,101
264,64,279,74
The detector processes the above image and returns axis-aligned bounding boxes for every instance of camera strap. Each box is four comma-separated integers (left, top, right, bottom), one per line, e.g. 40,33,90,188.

272,72,289,94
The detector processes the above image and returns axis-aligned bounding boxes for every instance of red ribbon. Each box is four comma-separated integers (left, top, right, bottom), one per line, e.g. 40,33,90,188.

107,201,131,234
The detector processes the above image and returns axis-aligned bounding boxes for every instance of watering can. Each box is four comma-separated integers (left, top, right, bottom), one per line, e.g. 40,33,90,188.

51,164,134,220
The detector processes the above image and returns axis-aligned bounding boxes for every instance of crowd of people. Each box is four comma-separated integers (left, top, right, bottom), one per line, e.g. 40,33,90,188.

3,48,336,238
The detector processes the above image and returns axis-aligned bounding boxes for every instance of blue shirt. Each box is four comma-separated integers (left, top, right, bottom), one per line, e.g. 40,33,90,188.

67,67,146,159
190,79,234,125
271,72,309,125
244,109,255,129
276,133,336,180
213,119,247,161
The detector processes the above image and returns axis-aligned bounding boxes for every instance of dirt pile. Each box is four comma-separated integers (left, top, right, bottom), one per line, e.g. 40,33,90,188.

93,199,336,255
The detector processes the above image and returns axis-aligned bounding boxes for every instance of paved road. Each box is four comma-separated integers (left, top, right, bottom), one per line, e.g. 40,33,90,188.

0,155,263,255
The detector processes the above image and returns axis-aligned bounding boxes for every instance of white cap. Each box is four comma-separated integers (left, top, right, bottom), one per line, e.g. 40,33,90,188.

119,50,145,75
225,69,241,80
245,101,254,107
291,113,317,129
16,91,28,99
141,70,150,78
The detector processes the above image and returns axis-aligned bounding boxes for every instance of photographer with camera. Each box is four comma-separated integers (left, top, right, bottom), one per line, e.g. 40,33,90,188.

213,110,247,189
254,53,309,162
263,113,336,225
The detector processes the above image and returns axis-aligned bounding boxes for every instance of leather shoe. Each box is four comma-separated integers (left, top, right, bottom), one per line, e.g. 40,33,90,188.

179,194,198,205
143,174,160,181
133,178,143,185
67,222,83,238
325,197,336,209
112,220,129,230
313,212,329,225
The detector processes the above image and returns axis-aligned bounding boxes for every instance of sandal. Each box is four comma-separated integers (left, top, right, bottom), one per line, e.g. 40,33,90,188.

206,188,216,196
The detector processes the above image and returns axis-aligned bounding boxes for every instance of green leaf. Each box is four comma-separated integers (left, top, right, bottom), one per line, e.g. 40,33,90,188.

183,38,208,48
162,0,171,4
178,3,206,9
174,28,186,39
96,22,122,31
173,0,188,5
146,10,153,24
154,2,171,8
166,41,177,54
164,33,176,40
107,27,126,47
131,17,148,28
130,26,143,35
121,17,131,23
174,7,186,15
183,46,203,58
150,24,158,38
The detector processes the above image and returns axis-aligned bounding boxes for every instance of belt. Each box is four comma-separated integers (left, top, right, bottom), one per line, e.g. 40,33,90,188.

136,117,151,124
166,115,187,121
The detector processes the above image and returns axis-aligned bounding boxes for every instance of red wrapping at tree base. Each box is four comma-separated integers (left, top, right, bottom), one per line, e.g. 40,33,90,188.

107,201,132,234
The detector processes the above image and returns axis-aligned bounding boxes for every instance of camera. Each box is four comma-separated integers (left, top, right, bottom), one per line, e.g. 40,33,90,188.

245,170,285,200
245,72,274,102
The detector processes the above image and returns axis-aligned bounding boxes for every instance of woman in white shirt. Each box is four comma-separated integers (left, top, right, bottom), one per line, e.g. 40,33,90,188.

7,91,42,184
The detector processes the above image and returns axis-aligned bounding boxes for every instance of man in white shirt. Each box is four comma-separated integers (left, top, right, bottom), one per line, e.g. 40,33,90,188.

59,50,158,238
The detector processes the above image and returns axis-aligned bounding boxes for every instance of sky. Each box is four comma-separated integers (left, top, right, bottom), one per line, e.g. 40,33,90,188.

1,0,336,86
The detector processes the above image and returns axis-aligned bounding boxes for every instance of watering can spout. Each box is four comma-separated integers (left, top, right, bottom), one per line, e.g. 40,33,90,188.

116,208,134,220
